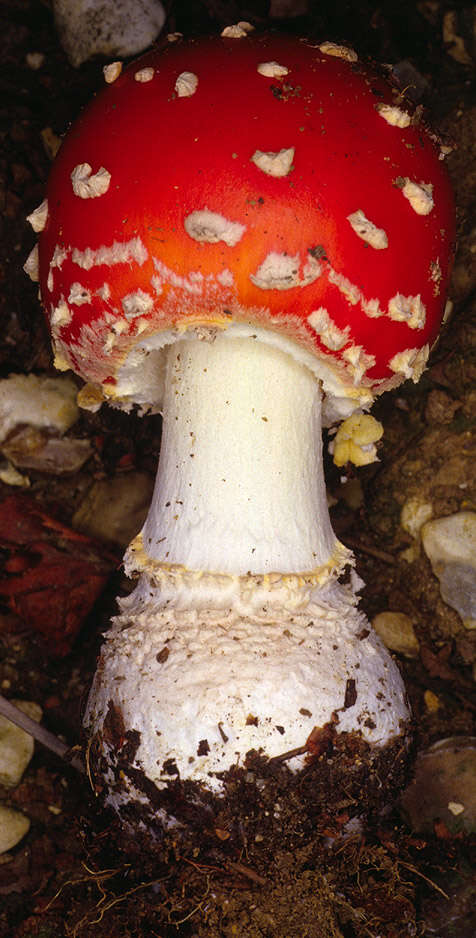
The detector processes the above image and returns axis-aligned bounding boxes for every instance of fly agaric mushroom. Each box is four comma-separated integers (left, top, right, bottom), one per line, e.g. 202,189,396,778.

31,31,454,829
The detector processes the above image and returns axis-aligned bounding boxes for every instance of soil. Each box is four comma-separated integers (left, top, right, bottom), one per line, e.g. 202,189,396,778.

0,1,475,936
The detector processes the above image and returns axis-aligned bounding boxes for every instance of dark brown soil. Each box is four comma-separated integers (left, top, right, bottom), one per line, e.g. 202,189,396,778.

0,2,475,936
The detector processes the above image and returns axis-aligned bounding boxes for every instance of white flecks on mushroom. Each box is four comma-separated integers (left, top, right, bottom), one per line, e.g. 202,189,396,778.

184,209,246,247
51,341,71,372
216,269,234,287
26,199,48,233
301,254,323,284
221,22,254,38
327,268,361,305
103,331,117,354
103,318,129,353
251,147,295,178
23,244,39,282
51,299,72,327
46,246,69,292
308,307,350,350
167,32,183,41
412,345,431,381
150,274,163,295
175,71,198,97
251,252,298,290
50,244,69,270
250,252,321,291
347,210,388,250
388,293,426,330
318,41,358,62
103,61,123,83
71,163,111,199
389,345,429,381
189,270,205,284
97,283,111,300
122,289,154,320
401,179,434,215
376,103,411,128
113,318,128,335
72,237,148,270
257,61,289,78
67,311,120,368
361,297,385,318
134,66,155,82
342,345,376,383
326,268,386,323
68,282,92,305
152,257,204,295
135,318,149,336
429,259,442,296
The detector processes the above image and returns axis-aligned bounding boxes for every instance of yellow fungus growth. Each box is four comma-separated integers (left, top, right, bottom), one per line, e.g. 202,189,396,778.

332,413,383,467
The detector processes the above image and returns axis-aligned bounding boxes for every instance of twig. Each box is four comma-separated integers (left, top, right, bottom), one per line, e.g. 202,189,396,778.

226,861,267,885
269,744,307,763
341,537,396,565
43,863,123,913
399,861,450,900
172,877,211,925
0,692,84,774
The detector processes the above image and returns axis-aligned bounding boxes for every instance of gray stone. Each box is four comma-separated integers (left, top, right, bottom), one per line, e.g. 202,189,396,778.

422,512,476,629
0,805,30,854
0,700,42,788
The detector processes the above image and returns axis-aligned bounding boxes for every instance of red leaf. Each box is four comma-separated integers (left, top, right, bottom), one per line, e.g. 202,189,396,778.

0,494,119,656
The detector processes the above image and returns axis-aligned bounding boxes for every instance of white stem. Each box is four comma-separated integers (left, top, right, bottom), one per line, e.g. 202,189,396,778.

86,335,410,800
141,335,337,576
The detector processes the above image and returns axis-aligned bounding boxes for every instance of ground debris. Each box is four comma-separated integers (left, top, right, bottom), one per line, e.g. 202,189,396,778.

0,494,118,655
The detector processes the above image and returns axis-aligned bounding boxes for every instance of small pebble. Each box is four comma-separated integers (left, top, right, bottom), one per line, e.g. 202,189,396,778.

422,512,476,629
72,471,154,547
424,690,441,713
401,736,476,833
0,700,42,788
400,496,433,539
25,52,45,70
0,805,30,854
424,388,460,425
372,611,420,658
0,374,78,444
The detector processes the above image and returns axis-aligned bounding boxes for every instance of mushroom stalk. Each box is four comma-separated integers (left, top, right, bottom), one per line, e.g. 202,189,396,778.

85,336,410,805
138,335,339,580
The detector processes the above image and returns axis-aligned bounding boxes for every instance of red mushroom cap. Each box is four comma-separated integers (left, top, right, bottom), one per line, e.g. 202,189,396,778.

37,32,455,415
